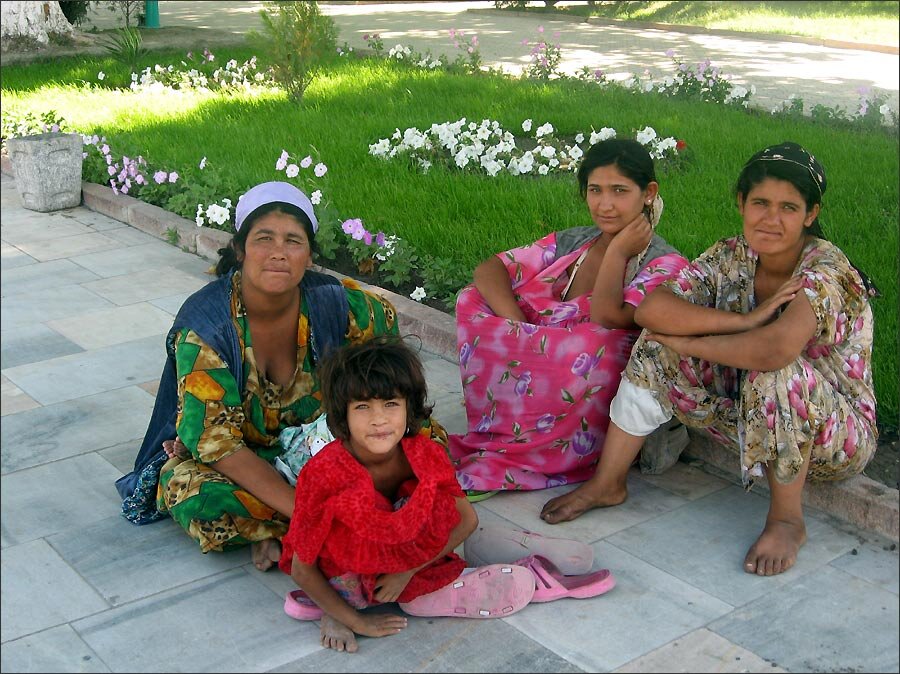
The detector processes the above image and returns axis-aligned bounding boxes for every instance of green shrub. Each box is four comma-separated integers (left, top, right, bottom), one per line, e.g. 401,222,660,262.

251,0,338,103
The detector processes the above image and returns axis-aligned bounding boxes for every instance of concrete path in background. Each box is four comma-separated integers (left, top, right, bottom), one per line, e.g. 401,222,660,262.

74,0,900,116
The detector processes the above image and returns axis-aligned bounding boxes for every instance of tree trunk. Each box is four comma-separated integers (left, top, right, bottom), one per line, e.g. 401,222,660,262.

1,1,74,48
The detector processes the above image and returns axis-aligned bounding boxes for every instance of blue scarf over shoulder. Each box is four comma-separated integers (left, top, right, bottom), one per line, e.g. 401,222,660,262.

115,269,349,524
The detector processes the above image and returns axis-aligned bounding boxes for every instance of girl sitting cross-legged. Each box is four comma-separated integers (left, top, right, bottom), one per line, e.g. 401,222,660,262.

278,336,616,653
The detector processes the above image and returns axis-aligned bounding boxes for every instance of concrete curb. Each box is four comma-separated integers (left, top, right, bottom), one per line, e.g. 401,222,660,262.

465,8,900,55
1,154,896,542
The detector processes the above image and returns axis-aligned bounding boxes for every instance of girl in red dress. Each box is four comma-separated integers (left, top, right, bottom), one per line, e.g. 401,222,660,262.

278,336,536,653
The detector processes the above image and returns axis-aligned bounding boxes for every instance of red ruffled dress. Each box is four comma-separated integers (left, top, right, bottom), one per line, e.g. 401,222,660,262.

279,434,467,604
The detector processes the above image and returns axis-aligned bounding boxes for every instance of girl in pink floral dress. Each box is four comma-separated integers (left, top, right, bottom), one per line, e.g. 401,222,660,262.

449,139,690,494
541,142,878,578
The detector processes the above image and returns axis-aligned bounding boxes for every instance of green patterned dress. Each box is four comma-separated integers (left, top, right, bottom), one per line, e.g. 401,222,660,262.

155,271,445,553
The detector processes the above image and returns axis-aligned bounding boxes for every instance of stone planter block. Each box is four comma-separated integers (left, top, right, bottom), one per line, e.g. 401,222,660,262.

6,132,83,212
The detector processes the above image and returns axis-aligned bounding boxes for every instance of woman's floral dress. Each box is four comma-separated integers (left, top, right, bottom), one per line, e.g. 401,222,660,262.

448,229,690,492
624,235,877,487
156,272,447,553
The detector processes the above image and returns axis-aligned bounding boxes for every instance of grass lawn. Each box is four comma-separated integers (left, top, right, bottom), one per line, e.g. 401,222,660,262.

547,1,900,46
1,46,897,431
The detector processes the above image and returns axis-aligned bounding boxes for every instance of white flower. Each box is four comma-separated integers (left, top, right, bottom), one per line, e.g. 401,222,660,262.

285,163,300,178
300,155,313,168
574,133,584,144
199,156,207,170
97,71,106,80
538,164,549,175
314,162,328,177
880,103,891,117
589,127,616,145
410,286,426,302
310,190,322,205
635,126,657,145
535,122,554,138
206,203,230,226
522,119,533,133
568,145,583,161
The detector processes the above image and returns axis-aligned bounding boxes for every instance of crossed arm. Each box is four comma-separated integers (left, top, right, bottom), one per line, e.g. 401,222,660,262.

634,277,818,371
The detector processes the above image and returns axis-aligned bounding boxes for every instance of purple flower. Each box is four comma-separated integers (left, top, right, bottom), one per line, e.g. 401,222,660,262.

572,431,596,456
520,323,539,335
549,303,579,323
541,243,557,267
545,474,567,489
536,414,555,433
363,231,373,245
475,415,492,433
375,231,386,247
459,341,474,368
514,371,532,397
570,352,598,378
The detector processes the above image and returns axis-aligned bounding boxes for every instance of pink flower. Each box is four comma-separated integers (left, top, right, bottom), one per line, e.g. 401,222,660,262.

843,353,866,380
537,25,544,33
787,374,808,420
815,412,837,446
764,397,777,430
843,415,858,457
678,359,699,386
668,387,698,414
858,398,876,423
806,343,831,359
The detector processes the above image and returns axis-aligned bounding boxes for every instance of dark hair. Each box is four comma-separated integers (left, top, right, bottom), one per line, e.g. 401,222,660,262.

577,138,657,200
214,202,318,276
734,158,825,237
317,335,433,442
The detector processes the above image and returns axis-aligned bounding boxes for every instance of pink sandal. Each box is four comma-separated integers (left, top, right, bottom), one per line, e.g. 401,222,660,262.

284,589,325,621
399,564,535,619
518,555,615,602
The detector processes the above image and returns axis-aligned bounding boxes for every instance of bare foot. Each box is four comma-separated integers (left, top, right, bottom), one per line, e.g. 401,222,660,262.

251,538,282,572
320,614,359,653
743,518,807,576
540,481,627,524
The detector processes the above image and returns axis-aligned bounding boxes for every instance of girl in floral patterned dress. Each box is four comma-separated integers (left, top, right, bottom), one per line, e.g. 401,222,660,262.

541,142,878,577
449,139,690,495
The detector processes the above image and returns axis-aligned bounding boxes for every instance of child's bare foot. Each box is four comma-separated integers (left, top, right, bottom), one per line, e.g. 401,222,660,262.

321,614,358,653
540,482,627,524
743,518,807,576
251,538,282,571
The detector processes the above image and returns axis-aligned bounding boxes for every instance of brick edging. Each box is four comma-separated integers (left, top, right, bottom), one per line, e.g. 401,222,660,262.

2,155,896,542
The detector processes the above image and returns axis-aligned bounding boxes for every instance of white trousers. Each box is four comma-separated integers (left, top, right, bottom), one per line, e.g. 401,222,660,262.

609,379,672,437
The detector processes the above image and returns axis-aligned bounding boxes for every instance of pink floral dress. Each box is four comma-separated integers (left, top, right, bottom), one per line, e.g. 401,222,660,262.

448,229,690,492
624,235,877,487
